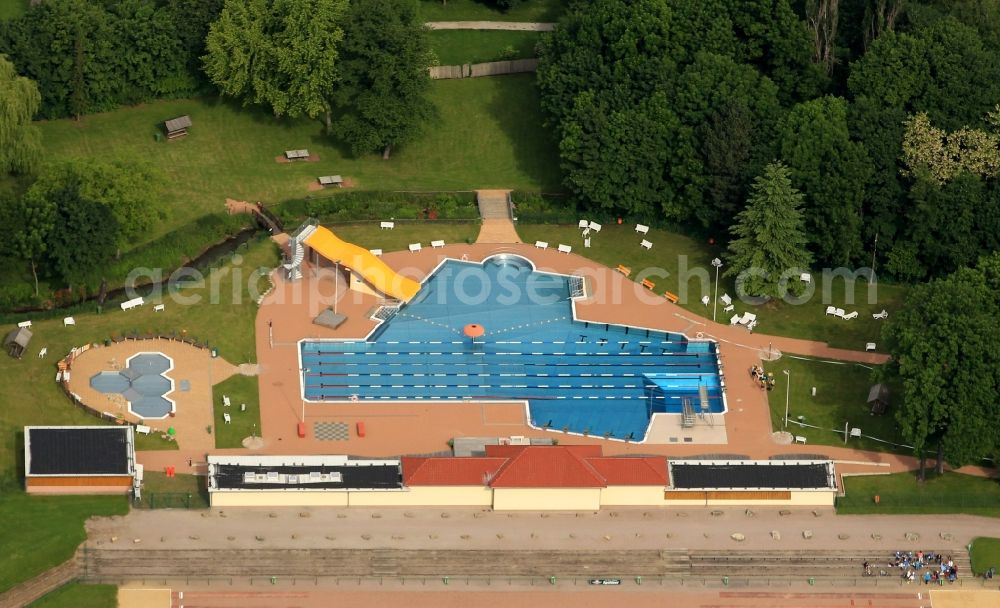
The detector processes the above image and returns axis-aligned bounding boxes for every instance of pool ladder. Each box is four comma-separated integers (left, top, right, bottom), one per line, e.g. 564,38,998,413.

681,397,695,428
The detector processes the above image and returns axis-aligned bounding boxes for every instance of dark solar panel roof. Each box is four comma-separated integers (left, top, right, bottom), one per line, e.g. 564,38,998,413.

670,462,833,490
28,427,130,475
213,462,402,490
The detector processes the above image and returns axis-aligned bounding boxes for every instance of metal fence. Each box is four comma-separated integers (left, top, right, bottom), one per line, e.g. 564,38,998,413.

133,492,208,510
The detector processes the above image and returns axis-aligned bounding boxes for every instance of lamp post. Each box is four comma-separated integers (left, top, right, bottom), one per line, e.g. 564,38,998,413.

711,258,723,322
782,369,790,429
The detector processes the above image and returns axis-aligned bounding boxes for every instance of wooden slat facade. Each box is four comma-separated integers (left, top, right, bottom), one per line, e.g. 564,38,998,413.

27,475,132,487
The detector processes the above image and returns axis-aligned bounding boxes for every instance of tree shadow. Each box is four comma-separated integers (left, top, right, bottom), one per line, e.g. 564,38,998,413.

484,73,563,191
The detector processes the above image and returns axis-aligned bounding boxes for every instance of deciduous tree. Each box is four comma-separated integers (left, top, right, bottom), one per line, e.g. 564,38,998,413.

333,0,433,158
0,55,41,176
204,0,347,126
885,252,1000,478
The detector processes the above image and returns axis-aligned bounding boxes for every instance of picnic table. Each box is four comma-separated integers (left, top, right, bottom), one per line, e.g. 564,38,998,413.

285,149,309,161
318,175,343,187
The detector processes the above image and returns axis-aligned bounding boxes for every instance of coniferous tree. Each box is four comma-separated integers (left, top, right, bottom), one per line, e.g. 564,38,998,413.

725,162,813,298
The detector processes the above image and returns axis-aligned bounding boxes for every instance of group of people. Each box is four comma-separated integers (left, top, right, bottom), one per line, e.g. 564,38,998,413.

749,365,775,390
862,551,959,584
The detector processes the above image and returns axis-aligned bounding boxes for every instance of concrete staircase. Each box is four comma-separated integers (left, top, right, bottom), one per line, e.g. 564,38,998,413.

475,190,521,244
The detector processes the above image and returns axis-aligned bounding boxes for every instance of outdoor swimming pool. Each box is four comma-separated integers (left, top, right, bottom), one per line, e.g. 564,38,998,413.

301,255,724,441
90,352,175,419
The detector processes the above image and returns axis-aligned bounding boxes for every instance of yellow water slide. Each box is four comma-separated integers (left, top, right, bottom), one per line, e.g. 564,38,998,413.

303,226,421,302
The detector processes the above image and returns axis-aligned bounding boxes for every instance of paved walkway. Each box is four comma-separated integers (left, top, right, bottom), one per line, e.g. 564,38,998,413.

426,21,555,31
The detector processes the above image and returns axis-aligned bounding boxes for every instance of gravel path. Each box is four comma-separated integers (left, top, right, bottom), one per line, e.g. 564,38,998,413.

426,21,555,31
86,506,994,553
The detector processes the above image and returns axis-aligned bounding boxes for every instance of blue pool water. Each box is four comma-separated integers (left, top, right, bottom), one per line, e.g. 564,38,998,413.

301,256,724,441
89,353,175,418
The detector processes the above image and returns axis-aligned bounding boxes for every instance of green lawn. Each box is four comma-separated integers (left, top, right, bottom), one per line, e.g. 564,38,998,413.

134,471,208,509
971,537,1000,575
325,222,481,252
763,357,904,453
837,472,1000,518
0,238,278,476
38,75,560,243
29,584,117,608
419,0,565,22
212,374,261,448
0,492,127,593
0,0,26,20
431,30,540,64
515,223,908,349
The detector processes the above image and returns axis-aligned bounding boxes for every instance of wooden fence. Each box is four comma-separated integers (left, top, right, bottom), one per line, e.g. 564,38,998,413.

429,59,539,80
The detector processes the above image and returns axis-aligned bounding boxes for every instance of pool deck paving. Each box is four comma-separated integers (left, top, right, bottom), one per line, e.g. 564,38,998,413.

66,338,237,453
134,242,993,483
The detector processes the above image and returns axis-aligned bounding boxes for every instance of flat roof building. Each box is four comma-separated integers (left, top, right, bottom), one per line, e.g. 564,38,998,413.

24,426,135,494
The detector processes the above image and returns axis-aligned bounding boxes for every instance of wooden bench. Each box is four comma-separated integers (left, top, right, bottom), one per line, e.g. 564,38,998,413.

615,265,631,277
663,291,679,303
164,115,191,139
285,149,309,161
641,279,655,290
318,175,343,188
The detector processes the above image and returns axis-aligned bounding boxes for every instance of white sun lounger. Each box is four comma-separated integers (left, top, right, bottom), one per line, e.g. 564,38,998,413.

873,309,888,320
740,312,757,325
38,347,47,358
730,314,742,325
557,244,572,254
431,240,445,248
720,293,732,307
701,295,709,306
534,241,548,249
408,243,421,252
825,305,837,316
833,307,846,318
842,311,859,320
635,224,649,235
223,413,231,424
223,395,231,407
640,239,652,250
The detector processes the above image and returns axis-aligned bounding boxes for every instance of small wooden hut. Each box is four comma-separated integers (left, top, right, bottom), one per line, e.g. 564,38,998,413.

867,383,891,415
164,115,192,139
4,327,32,358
